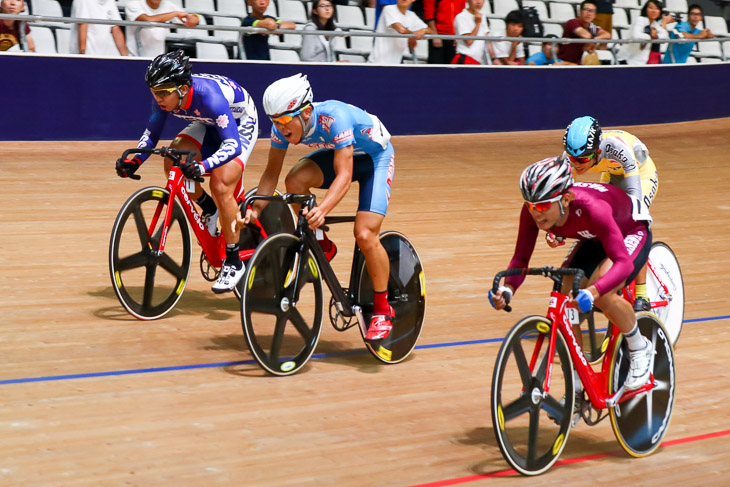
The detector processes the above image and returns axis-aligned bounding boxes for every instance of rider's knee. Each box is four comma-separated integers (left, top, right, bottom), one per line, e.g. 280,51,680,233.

354,227,378,250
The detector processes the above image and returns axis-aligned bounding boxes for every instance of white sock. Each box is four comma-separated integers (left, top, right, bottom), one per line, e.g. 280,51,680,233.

623,323,645,351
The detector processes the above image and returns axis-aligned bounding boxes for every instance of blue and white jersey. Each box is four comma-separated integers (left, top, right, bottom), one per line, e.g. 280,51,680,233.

270,100,391,158
136,74,256,171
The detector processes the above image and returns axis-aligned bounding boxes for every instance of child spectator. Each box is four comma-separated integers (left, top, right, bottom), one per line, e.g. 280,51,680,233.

368,0,432,64
125,0,200,57
70,0,129,56
0,0,34,51
492,10,525,65
663,4,713,63
451,0,493,64
526,34,575,65
243,0,296,60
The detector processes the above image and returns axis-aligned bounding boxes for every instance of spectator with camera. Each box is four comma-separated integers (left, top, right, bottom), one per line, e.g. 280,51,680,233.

663,4,714,63
617,0,673,65
560,0,611,65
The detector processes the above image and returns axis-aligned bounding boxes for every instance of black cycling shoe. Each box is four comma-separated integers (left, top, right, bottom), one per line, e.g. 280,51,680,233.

633,297,651,312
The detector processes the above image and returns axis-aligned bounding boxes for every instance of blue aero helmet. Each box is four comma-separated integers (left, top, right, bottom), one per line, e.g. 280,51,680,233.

563,116,602,158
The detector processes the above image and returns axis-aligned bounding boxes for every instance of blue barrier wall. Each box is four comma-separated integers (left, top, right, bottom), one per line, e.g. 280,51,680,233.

3,55,730,141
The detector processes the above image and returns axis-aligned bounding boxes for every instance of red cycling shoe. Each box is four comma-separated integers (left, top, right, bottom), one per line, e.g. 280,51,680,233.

365,306,394,342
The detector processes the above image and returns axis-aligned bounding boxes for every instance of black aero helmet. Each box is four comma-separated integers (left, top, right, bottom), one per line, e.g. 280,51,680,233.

145,50,193,88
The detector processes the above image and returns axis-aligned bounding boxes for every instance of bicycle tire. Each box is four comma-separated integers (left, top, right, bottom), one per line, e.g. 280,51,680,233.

491,316,575,476
355,231,426,364
109,186,192,320
241,233,324,376
233,188,297,300
608,313,676,457
646,242,684,346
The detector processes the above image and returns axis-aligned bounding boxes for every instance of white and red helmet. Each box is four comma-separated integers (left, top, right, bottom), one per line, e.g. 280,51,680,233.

262,73,313,118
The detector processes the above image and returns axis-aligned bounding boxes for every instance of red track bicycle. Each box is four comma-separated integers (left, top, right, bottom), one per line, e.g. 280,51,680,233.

109,147,295,320
490,267,676,475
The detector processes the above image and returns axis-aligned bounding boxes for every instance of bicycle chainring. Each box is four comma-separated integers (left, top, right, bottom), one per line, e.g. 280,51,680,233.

329,292,356,331
200,251,220,282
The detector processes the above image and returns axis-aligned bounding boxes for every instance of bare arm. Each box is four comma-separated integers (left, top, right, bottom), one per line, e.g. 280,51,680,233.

78,23,87,54
111,25,129,55
26,33,35,52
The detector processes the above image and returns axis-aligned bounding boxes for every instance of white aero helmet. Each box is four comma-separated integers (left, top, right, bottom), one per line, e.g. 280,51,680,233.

263,73,313,119
519,155,574,203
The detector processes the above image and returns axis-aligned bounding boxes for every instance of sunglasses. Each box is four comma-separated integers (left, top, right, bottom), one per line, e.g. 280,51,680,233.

151,85,179,97
525,194,562,212
269,103,310,126
567,153,595,164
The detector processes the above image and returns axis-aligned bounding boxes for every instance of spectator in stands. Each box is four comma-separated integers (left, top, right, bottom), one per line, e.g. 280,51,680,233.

491,10,525,65
368,0,432,64
300,0,340,62
125,0,200,57
592,0,613,36
663,4,713,63
0,0,34,51
617,0,673,64
451,0,494,64
423,0,464,64
242,0,297,60
374,0,396,31
560,0,610,65
70,0,129,56
526,34,575,65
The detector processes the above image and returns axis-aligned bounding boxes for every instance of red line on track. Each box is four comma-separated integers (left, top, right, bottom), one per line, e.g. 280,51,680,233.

410,429,730,487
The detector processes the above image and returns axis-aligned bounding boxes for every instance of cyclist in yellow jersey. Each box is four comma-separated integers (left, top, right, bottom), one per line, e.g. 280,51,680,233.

562,116,658,312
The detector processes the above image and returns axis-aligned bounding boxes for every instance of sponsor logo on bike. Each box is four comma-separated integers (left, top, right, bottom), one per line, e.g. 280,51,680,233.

181,186,206,232
319,115,334,133
564,315,588,367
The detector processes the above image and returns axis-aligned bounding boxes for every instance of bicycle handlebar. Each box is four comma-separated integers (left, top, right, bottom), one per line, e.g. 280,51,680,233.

492,267,586,312
119,147,202,182
244,193,317,211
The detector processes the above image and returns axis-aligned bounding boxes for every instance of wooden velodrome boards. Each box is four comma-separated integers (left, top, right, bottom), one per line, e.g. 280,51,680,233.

1,118,729,486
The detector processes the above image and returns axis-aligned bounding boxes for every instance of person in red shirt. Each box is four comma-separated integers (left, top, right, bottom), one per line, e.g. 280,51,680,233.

423,0,465,63
0,0,34,52
560,0,610,64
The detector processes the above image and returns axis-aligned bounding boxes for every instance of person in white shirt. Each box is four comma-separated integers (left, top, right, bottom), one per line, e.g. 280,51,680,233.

368,0,433,65
491,9,525,65
70,0,129,56
617,0,673,65
125,0,199,57
452,0,494,64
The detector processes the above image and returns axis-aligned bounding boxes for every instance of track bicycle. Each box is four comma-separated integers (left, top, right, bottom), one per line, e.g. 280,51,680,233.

240,193,426,376
577,241,684,363
490,267,676,475
109,147,295,320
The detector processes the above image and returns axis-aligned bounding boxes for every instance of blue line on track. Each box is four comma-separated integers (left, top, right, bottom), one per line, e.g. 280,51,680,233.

2,314,727,386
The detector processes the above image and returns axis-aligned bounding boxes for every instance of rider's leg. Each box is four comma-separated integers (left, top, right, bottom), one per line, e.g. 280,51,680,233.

209,159,245,293
285,157,337,260
169,135,218,235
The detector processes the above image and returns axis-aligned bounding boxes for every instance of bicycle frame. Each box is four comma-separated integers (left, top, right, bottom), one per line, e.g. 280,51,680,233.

120,147,263,269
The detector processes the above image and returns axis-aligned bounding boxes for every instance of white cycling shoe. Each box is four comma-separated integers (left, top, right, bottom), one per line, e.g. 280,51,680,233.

625,336,653,390
212,261,245,294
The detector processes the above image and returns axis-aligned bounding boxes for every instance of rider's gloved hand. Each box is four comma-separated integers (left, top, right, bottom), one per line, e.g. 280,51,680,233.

116,158,141,178
489,286,513,310
575,289,595,312
180,160,206,180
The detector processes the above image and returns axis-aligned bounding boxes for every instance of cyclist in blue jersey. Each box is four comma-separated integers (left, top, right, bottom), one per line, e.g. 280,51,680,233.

238,73,397,343
115,50,258,294
489,157,654,391
116,50,258,293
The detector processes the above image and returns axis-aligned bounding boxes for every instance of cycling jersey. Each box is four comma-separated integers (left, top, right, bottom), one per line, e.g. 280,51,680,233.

270,100,391,156
506,182,651,296
135,74,256,171
588,130,653,201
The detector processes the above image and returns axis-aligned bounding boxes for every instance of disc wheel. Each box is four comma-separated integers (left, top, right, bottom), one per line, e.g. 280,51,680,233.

241,234,324,376
109,187,192,320
355,231,426,364
491,316,575,476
608,313,676,457
647,242,684,346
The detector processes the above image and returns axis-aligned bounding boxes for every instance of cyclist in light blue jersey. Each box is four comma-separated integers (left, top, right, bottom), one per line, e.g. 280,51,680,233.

240,73,397,343
115,50,258,293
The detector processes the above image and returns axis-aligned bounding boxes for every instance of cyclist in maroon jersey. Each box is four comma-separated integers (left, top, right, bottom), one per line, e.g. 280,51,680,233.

489,156,654,391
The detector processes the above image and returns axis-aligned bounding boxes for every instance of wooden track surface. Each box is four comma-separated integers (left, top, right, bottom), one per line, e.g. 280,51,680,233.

1,118,729,486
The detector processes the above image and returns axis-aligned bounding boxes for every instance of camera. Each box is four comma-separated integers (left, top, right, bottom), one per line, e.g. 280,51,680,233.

663,10,682,22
